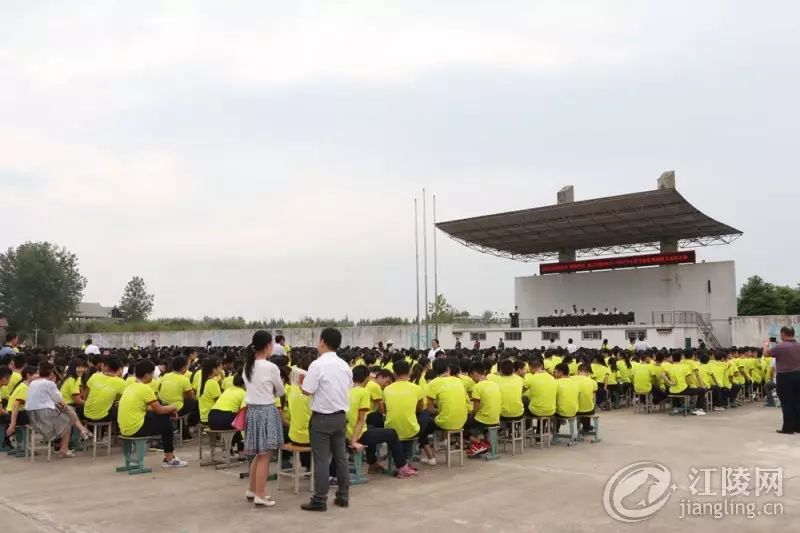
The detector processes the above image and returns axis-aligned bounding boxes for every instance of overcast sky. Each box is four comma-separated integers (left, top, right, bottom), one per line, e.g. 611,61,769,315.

2,1,798,321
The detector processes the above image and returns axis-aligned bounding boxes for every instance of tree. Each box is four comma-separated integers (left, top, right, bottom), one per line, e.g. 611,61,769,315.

119,276,155,321
737,276,784,316
0,242,87,337
427,294,470,324
775,285,800,315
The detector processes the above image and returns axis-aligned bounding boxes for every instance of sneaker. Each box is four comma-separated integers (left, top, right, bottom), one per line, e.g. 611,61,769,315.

254,496,276,508
328,476,338,486
245,489,256,502
466,444,481,457
395,464,417,478
474,442,490,455
407,464,419,474
162,456,188,468
695,410,707,416
419,456,436,466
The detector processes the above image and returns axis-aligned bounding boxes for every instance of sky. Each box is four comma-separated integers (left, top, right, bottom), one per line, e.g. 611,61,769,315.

1,1,799,322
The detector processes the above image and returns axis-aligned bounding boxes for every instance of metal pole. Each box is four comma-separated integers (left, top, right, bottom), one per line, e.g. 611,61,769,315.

433,194,439,340
414,198,421,349
422,188,429,348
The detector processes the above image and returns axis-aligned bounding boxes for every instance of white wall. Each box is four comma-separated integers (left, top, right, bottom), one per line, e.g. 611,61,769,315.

731,315,800,347
514,261,736,346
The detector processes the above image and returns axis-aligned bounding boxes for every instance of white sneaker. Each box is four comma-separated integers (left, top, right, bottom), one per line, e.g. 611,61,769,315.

162,456,188,468
245,489,256,502
420,456,437,466
253,496,276,508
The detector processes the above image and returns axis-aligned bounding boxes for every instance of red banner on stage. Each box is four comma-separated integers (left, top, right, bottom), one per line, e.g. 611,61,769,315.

539,251,696,275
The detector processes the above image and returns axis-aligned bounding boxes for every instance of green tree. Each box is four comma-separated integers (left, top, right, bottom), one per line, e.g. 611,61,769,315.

119,276,155,321
737,276,784,316
427,294,470,324
0,242,87,337
775,285,800,315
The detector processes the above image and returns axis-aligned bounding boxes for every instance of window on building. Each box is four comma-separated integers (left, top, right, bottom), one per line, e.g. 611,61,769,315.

582,330,602,341
470,332,487,341
541,331,560,342
626,329,647,342
504,331,522,341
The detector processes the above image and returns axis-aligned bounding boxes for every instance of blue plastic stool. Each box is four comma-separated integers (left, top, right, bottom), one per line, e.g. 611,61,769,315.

116,436,153,475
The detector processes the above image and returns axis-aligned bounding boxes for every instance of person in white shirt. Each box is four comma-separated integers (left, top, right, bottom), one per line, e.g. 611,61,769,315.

428,339,444,359
25,361,90,458
566,338,578,354
84,338,100,356
242,330,285,508
301,328,352,512
634,335,650,353
272,335,287,356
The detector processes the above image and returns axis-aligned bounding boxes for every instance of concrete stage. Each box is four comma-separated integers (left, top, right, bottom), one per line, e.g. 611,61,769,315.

1,404,798,533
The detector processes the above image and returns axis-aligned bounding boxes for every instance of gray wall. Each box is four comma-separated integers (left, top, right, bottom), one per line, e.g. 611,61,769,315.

514,261,737,346
56,324,456,350
731,315,800,347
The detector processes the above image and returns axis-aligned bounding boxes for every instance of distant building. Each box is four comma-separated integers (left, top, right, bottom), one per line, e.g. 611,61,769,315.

70,302,119,322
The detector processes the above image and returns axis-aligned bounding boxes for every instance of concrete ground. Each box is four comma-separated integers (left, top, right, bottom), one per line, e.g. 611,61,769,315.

1,403,798,533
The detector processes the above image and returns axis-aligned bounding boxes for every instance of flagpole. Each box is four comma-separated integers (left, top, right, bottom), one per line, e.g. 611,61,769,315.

433,194,439,340
422,188,429,348
414,198,421,348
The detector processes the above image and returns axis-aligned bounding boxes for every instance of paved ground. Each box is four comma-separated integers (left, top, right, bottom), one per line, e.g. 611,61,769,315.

1,403,798,533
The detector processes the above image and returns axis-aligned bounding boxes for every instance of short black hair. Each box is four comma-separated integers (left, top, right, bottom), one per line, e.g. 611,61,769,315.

135,359,155,379
320,328,342,351
171,355,188,372
432,358,450,376
38,361,54,378
469,362,485,376
554,362,569,376
499,359,514,376
393,360,411,376
275,335,285,344
781,326,795,337
352,365,369,384
105,356,122,372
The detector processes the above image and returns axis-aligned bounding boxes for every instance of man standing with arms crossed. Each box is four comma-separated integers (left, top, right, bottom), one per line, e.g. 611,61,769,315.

301,328,353,511
766,326,800,434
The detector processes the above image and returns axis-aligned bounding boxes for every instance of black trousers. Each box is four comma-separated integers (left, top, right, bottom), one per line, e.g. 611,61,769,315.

87,406,117,424
366,411,384,428
777,371,800,433
129,411,175,453
179,399,199,436
208,409,243,451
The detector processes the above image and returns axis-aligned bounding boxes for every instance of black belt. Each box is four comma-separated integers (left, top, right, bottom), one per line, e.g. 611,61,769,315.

312,410,345,416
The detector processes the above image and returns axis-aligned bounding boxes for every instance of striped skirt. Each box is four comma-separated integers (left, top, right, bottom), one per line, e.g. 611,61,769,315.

243,404,281,456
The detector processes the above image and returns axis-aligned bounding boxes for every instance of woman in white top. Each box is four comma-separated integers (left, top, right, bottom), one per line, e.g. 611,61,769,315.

242,330,285,508
26,361,91,458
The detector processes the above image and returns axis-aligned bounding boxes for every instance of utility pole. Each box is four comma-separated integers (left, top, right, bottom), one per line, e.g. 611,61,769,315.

414,198,421,348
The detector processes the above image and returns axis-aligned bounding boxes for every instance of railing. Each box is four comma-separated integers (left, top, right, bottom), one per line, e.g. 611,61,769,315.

452,318,536,330
652,310,721,348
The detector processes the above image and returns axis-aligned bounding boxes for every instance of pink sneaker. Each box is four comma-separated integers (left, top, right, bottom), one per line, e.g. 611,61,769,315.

395,465,417,478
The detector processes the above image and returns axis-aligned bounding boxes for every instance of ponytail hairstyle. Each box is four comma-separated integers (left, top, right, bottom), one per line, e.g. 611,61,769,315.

409,356,430,385
244,330,272,382
199,357,220,396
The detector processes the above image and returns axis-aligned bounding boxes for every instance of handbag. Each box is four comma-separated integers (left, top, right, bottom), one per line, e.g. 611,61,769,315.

232,406,248,431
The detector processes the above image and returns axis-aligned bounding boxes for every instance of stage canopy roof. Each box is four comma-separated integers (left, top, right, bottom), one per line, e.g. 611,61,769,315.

436,188,742,262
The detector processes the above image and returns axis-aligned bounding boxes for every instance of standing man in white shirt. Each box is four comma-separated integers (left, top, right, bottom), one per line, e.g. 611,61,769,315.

566,338,578,354
84,338,100,356
634,335,650,353
272,335,287,356
301,328,353,512
428,339,444,359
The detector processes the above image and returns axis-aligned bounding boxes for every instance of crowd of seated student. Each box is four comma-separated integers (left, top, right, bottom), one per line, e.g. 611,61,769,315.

1,341,772,468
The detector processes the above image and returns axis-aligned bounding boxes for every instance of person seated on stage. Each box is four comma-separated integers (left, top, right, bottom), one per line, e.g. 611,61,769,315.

580,308,586,315
602,308,611,315
383,360,427,461
117,359,187,468
664,352,706,415
523,358,557,418
84,355,128,424
551,309,559,317
348,365,416,478
419,358,469,466
571,305,578,315
612,306,619,314
4,365,38,441
559,309,566,316
157,355,197,440
590,307,599,316
465,362,501,457
198,357,223,426
208,373,246,454
59,357,87,420
488,359,524,422
573,364,598,431
553,363,579,431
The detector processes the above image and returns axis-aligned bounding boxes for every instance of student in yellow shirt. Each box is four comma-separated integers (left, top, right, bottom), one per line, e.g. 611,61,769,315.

631,353,654,400
208,373,247,454
383,360,426,462
457,358,476,397
420,358,469,466
349,365,416,478
553,363,579,432
365,369,393,428
491,359,524,420
574,363,598,432
117,359,187,468
59,357,87,419
0,367,12,449
591,354,614,409
614,354,633,403
465,362,501,456
198,358,223,425
287,362,313,470
523,358,557,418
4,365,36,439
158,355,197,439
84,356,128,423
663,352,706,415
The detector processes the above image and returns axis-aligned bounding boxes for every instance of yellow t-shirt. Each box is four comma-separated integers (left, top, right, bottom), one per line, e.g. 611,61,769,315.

2,371,22,401
616,363,632,384
591,363,616,385
199,379,222,423
288,384,312,444
346,386,371,441
665,364,689,394
158,372,193,412
555,378,579,418
84,374,128,420
524,372,557,417
492,374,524,418
365,380,383,414
426,376,468,430
212,385,246,413
471,380,501,426
117,382,157,436
567,361,579,376
458,374,475,396
384,380,424,440
573,375,598,413
60,377,82,406
8,381,28,411
631,361,653,394
697,364,713,388
221,375,234,391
